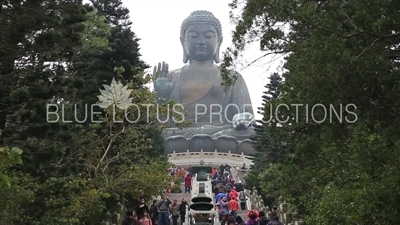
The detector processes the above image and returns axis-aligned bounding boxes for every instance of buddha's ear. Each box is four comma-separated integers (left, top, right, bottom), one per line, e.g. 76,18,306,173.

181,39,189,63
214,37,223,64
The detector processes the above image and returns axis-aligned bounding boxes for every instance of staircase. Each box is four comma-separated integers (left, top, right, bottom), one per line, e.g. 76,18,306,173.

166,169,253,224
230,168,252,220
167,188,191,202
166,185,190,224
165,194,249,222
236,207,249,220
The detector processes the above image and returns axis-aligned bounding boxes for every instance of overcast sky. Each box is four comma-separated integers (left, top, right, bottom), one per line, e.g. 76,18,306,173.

124,0,283,119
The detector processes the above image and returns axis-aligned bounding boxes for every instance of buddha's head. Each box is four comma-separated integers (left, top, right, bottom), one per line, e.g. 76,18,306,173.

180,10,223,64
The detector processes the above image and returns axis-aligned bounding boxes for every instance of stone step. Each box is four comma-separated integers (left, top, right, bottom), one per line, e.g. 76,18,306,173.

167,192,192,201
165,181,251,222
236,209,249,220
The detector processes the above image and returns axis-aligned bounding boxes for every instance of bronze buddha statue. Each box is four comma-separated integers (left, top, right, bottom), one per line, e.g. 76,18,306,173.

153,10,255,155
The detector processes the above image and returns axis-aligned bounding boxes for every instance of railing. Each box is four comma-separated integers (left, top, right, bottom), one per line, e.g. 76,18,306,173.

190,173,213,200
248,187,304,225
230,168,252,211
100,202,126,225
231,168,304,224
168,150,255,167
187,173,219,225
191,173,197,197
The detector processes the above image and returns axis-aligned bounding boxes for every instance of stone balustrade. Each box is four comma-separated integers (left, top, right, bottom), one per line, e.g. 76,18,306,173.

190,174,214,199
100,202,126,225
230,167,248,181
230,168,252,210
247,187,304,225
168,149,254,167
187,172,220,225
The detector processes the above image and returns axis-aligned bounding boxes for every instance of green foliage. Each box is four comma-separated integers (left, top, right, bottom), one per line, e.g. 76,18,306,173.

0,172,36,224
245,73,283,206
228,0,400,223
80,7,111,54
171,184,182,193
0,1,171,224
0,130,23,187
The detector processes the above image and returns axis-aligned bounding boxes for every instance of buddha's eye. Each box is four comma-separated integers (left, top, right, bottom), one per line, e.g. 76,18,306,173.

204,31,216,39
187,31,198,39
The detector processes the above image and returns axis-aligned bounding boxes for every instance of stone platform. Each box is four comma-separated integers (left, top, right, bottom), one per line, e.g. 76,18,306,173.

165,135,256,155
168,150,255,167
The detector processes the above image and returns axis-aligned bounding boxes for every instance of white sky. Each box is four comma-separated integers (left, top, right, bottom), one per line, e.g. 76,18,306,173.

125,0,284,119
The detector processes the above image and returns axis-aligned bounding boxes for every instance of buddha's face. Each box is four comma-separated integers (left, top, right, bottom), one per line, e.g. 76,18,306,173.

184,24,219,62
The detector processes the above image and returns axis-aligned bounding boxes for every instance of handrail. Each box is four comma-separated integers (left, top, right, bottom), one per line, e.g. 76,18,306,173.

99,202,126,225
187,172,219,225
247,188,305,225
230,168,252,211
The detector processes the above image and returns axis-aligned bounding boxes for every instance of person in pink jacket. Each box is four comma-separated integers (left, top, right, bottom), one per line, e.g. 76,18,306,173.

138,210,152,225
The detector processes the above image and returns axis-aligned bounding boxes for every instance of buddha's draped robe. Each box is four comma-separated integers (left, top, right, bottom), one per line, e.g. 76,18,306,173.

161,67,254,141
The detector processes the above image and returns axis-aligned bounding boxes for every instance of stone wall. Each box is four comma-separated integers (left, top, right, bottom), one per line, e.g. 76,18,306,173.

247,187,304,225
100,202,126,225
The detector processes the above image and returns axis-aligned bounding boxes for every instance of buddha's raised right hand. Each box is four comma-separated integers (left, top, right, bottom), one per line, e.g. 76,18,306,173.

153,61,174,98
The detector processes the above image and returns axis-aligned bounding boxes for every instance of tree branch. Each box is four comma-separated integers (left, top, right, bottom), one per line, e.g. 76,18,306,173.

94,125,125,177
243,50,290,69
349,37,381,65
101,151,120,173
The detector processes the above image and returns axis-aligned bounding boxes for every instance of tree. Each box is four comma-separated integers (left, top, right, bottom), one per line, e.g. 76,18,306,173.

69,1,147,107
227,0,400,224
246,73,283,206
0,1,92,224
0,130,23,187
253,72,283,154
33,68,173,224
87,0,166,159
0,1,172,224
90,0,131,27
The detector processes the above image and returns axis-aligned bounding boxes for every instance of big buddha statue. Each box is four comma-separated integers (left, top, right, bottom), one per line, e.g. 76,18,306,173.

153,10,255,156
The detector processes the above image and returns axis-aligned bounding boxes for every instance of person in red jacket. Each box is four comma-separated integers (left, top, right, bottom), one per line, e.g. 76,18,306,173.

228,196,239,220
212,168,218,176
247,205,259,220
184,174,192,193
230,187,238,199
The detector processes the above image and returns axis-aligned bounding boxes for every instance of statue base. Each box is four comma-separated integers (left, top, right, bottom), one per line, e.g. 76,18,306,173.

163,125,255,142
164,134,256,155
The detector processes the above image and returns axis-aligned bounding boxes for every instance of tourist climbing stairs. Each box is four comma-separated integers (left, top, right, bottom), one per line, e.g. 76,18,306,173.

165,184,190,224
99,167,304,225
230,168,306,224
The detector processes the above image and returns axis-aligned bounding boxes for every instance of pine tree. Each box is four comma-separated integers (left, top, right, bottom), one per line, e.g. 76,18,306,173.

251,73,282,161
73,1,147,106
90,0,131,27
0,1,170,224
0,1,91,223
257,72,283,161
87,0,165,158
265,73,282,100
246,73,282,196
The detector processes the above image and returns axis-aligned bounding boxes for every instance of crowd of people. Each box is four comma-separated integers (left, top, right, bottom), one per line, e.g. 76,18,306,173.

122,163,284,225
122,193,190,225
212,164,283,225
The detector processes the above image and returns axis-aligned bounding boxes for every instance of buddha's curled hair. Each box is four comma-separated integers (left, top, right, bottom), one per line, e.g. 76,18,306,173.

180,10,223,43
